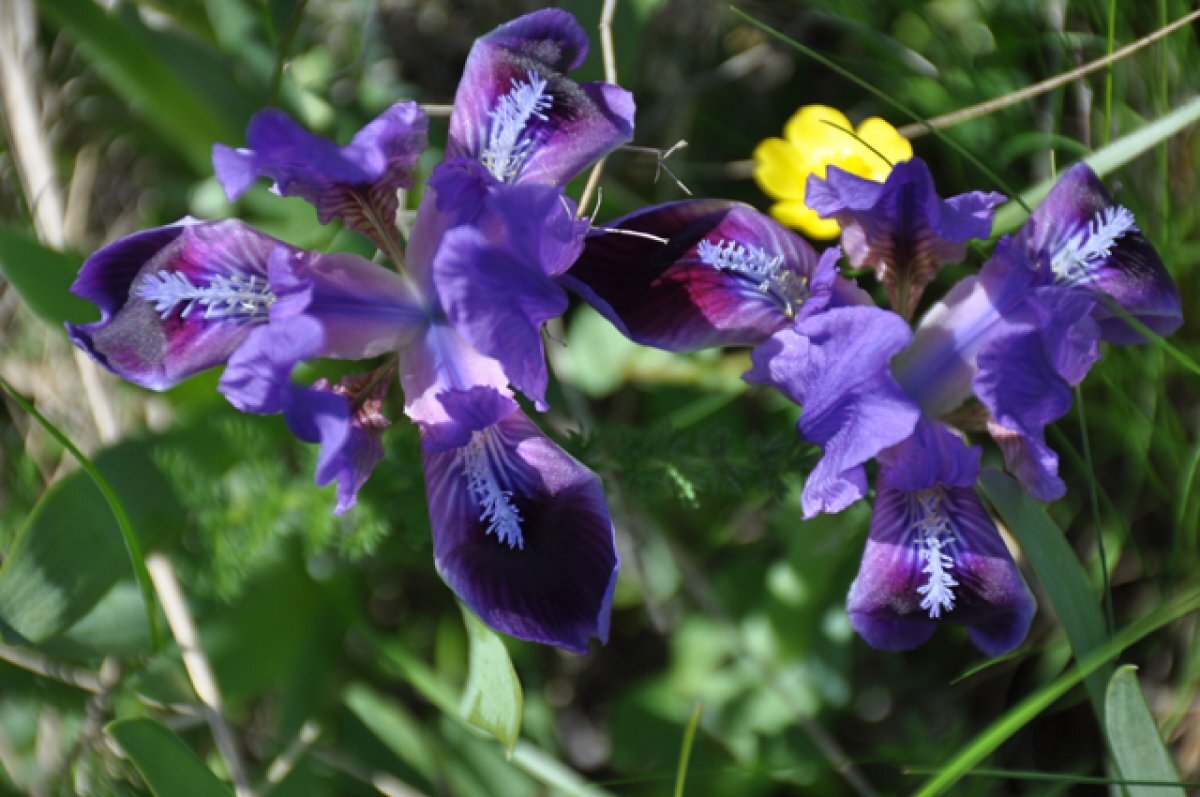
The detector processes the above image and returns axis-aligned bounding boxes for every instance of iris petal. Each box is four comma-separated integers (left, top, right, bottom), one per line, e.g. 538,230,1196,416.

849,421,1034,655
447,9,634,188
68,220,283,390
212,103,428,247
806,159,1005,317
422,407,618,653
744,306,921,517
1014,162,1181,343
563,200,856,352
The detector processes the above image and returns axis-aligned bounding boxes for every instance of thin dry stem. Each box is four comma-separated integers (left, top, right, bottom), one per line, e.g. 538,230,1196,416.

576,0,618,219
147,553,256,797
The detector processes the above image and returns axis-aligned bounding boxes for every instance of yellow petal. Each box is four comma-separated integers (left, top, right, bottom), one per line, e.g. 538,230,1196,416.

770,200,842,240
753,138,809,201
783,105,854,156
856,117,913,180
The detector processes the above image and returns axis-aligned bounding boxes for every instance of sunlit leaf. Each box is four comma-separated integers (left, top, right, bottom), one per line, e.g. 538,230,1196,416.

1106,665,1186,797
459,604,523,753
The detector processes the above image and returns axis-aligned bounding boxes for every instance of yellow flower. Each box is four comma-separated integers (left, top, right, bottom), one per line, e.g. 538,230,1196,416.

753,105,913,239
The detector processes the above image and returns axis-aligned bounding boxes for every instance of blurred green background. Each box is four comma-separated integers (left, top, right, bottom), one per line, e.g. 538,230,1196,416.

1,0,1198,794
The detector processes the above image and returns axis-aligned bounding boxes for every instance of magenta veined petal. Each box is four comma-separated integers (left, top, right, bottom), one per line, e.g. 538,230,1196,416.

564,200,859,353
67,219,285,391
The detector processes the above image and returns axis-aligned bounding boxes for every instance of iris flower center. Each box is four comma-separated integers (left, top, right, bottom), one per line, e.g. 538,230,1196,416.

481,69,552,182
913,488,958,618
1050,205,1138,286
134,269,275,321
696,237,809,317
456,427,524,549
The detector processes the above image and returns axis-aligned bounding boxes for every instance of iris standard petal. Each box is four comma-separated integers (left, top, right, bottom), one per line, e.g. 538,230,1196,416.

563,200,850,352
1014,162,1181,343
744,306,922,517
446,8,634,188
806,159,1005,317
974,287,1101,501
212,103,428,246
68,220,282,390
848,479,1034,656
422,407,619,653
434,224,571,412
399,321,517,450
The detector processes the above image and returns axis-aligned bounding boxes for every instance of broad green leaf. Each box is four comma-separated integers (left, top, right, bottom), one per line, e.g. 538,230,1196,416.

0,227,90,325
459,605,523,753
36,0,239,172
978,468,1110,716
915,584,1200,796
0,436,178,643
107,718,233,797
1106,666,1186,797
992,95,1200,234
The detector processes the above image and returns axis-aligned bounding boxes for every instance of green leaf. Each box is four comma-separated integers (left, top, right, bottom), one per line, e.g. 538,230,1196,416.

459,605,523,753
107,718,233,797
343,682,438,784
35,0,239,172
0,428,178,644
1106,666,1186,797
0,227,90,325
978,468,1110,716
992,95,1200,234
914,585,1200,797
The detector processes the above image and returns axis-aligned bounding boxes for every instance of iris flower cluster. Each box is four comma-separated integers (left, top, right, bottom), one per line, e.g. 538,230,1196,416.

68,6,1185,659
566,155,1182,654
67,10,634,654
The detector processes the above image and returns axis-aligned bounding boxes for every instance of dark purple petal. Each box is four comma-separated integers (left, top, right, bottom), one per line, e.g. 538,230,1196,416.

446,9,634,187
877,417,979,493
213,102,428,246
744,306,921,517
1013,162,1181,343
806,159,1004,317
974,287,1101,501
422,407,619,653
67,220,284,390
848,479,1034,656
399,321,517,449
563,200,860,352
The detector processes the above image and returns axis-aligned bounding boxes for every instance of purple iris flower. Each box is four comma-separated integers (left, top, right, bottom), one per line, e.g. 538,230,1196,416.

806,158,1005,319
894,163,1182,500
66,9,630,654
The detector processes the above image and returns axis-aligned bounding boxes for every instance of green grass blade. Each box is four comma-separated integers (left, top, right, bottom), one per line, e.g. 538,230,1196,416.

0,378,162,650
673,703,704,797
1106,666,1186,797
978,469,1110,716
992,95,1200,234
913,585,1200,796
